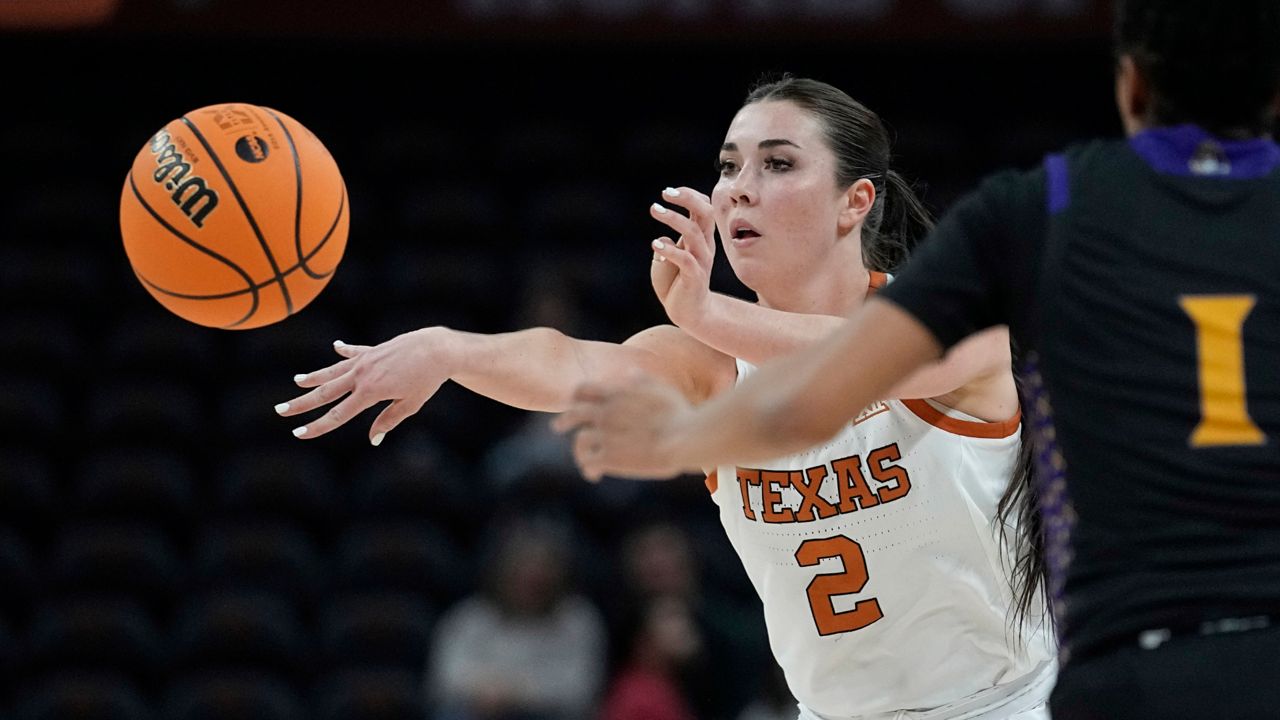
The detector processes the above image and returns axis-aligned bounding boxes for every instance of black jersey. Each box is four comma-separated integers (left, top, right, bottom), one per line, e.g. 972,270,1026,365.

880,125,1280,665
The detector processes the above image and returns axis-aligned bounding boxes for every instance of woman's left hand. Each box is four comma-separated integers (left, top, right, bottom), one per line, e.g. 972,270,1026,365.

649,186,717,332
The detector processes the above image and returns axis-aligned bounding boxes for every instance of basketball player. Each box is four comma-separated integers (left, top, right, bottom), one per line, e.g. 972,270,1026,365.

279,77,1055,719
559,3,1280,718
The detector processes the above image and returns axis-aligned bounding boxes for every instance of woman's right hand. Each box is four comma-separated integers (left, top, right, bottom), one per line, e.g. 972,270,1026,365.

649,186,717,332
274,326,452,445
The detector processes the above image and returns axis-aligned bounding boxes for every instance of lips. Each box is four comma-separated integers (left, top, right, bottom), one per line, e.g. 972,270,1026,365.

728,219,761,246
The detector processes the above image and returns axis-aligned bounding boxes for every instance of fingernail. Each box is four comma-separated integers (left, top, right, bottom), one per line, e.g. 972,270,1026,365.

294,373,308,383
274,402,290,414
652,203,667,214
333,340,345,348
371,432,385,447
652,239,665,250
292,426,308,438
663,187,681,197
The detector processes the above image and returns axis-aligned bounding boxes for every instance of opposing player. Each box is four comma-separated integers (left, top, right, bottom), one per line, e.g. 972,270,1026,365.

560,4,1280,718
278,76,1054,718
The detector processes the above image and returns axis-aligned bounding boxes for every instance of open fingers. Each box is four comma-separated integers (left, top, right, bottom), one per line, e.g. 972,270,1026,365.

293,356,357,389
332,340,372,358
660,187,716,249
650,201,712,267
367,396,428,446
291,390,377,440
276,371,356,417
661,186,713,215
650,238,699,278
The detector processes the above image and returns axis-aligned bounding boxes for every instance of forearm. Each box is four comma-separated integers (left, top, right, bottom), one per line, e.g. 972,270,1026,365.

442,327,591,412
691,292,1009,402
684,292,844,365
663,299,941,470
445,327,643,412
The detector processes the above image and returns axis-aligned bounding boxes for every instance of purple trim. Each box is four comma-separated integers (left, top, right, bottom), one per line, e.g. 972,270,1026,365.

1019,353,1075,661
1045,153,1070,215
1129,124,1280,179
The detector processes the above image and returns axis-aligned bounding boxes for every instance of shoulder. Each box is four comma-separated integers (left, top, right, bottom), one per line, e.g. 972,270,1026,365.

435,596,497,632
622,324,737,402
556,595,608,632
1059,137,1129,165
969,163,1048,213
965,137,1121,206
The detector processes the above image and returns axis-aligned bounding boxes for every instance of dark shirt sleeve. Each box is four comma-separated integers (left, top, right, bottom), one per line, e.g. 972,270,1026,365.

879,167,1047,350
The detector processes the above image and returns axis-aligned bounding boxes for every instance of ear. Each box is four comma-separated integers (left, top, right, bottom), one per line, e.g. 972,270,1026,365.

1115,54,1152,136
837,177,876,235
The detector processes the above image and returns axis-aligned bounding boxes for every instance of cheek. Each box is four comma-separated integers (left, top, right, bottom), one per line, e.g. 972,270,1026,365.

710,186,731,232
771,185,829,229
710,182,730,208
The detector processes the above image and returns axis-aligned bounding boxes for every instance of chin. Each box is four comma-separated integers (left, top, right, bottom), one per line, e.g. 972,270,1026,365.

725,257,771,297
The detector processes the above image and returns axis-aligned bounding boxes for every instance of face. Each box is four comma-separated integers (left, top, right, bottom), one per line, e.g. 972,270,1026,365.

712,99,852,294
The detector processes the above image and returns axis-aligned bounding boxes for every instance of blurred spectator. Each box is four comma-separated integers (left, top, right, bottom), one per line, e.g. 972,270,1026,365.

481,262,591,494
597,596,700,720
606,521,770,720
426,515,606,720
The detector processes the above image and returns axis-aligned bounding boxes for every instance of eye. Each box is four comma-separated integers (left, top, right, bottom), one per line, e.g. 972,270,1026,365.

715,158,739,176
764,156,793,171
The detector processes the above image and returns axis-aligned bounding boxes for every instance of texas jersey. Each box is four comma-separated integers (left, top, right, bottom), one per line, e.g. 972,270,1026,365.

711,359,1053,717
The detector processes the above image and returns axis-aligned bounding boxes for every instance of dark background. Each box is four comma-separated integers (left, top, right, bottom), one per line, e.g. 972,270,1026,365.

0,2,1117,718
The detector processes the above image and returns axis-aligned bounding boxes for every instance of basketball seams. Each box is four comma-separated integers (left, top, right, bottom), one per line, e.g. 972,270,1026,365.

179,115,295,316
309,182,347,277
126,170,261,327
265,109,346,282
265,109,324,282
127,186,346,302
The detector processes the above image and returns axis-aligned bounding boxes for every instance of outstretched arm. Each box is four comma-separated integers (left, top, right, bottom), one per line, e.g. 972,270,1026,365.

276,324,721,445
555,298,941,480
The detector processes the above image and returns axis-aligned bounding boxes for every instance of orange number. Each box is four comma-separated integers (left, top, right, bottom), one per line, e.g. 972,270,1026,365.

1179,295,1265,447
795,536,883,636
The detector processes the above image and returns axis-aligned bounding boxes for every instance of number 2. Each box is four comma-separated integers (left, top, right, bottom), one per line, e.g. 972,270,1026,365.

795,536,883,636
1180,294,1265,447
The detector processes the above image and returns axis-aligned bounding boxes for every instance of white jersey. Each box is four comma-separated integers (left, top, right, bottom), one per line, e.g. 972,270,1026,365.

710,358,1055,719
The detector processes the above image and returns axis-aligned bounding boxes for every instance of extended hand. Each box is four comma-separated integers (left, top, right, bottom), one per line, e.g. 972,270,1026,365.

274,328,449,445
552,375,694,482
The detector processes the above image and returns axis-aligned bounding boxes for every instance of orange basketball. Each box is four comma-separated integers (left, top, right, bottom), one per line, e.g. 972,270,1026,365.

120,103,349,329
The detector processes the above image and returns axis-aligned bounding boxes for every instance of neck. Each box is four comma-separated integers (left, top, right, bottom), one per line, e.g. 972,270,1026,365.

756,261,871,317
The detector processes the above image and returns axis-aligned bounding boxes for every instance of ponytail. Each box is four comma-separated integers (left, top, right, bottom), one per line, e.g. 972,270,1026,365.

863,169,934,273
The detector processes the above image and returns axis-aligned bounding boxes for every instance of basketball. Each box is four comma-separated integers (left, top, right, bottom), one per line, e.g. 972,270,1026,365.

119,103,349,329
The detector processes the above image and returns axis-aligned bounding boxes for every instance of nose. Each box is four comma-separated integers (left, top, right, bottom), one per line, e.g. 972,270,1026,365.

727,168,758,206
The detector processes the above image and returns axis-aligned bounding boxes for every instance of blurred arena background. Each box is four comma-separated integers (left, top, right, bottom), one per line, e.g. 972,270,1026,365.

1,2,1114,718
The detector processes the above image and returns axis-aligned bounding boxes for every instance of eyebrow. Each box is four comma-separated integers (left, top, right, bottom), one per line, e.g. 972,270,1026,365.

720,139,802,152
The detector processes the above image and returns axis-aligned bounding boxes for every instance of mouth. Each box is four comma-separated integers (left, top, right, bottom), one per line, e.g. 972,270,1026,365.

728,221,761,246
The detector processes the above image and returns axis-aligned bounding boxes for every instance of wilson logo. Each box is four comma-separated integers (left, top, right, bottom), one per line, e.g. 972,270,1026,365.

149,130,219,228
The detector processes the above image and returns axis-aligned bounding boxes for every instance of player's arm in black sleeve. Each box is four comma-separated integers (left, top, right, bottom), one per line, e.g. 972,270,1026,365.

880,167,1048,351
